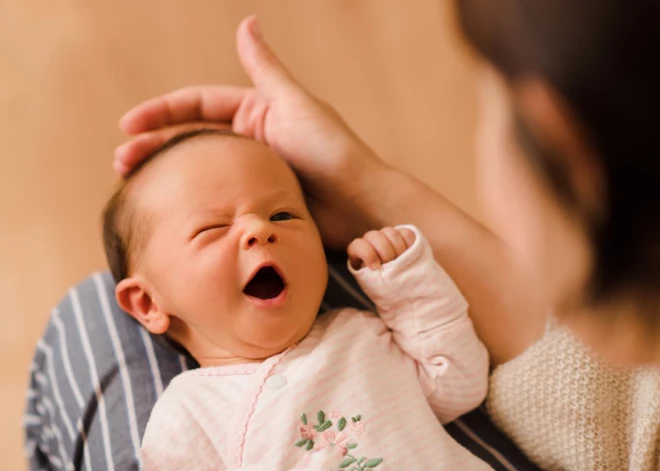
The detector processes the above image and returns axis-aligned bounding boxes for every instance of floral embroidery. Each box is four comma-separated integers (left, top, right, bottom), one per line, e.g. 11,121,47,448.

294,409,383,470
349,421,365,437
314,430,350,456
300,423,316,440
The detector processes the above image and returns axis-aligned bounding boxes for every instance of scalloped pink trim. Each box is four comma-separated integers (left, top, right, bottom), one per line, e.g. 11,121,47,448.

190,362,260,377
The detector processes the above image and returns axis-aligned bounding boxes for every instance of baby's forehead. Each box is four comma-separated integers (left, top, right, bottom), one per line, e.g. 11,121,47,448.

131,133,280,183
127,133,302,211
155,133,287,172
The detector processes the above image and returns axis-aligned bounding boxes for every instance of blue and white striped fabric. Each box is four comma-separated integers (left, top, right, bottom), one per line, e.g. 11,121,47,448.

24,252,540,470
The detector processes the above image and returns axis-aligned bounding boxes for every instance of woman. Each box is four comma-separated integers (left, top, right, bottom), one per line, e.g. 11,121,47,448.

115,3,659,470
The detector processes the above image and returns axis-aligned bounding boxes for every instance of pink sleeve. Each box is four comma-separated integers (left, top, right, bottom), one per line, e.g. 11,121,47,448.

141,380,224,471
349,225,489,423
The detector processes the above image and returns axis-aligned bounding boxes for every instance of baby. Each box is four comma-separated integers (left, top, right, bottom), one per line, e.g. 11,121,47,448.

102,129,491,470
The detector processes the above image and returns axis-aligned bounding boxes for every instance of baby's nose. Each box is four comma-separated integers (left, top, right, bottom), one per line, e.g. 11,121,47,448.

241,218,278,249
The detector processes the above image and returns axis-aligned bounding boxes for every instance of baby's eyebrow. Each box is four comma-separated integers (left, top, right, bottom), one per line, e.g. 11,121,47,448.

184,207,234,224
184,189,300,223
253,189,293,204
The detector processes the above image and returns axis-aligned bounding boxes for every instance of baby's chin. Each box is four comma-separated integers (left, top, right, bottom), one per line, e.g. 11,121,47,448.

193,337,305,368
237,321,315,360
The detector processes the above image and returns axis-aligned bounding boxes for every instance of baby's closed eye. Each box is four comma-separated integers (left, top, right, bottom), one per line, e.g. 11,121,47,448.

193,223,230,239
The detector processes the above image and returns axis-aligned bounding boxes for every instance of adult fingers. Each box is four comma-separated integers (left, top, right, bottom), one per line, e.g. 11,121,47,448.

119,86,251,135
114,122,232,176
236,16,301,98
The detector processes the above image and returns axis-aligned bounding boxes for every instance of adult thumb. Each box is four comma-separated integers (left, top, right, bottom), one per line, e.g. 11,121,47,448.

236,16,299,97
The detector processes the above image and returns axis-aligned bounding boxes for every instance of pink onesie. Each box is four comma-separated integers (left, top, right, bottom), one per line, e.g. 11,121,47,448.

141,226,491,470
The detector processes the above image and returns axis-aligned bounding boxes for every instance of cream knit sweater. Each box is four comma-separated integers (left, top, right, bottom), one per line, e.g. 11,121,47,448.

487,318,660,470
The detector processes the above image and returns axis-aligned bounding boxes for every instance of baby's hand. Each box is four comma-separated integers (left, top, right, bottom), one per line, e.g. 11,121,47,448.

348,227,416,270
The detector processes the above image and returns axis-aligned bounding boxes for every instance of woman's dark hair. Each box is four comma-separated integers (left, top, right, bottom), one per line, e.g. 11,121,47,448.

456,1,660,319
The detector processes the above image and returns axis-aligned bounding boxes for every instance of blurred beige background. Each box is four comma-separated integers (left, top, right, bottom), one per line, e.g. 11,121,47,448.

0,1,478,469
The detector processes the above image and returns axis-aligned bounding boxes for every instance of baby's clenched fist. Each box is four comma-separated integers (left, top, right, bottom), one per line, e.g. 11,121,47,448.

348,227,416,270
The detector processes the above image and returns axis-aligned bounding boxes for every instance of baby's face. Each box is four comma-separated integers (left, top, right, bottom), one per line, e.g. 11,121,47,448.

132,136,328,362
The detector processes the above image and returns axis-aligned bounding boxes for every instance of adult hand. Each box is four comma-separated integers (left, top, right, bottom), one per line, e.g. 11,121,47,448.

115,16,381,249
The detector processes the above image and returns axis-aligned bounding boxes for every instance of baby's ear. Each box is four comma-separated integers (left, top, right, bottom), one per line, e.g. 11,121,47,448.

116,277,170,335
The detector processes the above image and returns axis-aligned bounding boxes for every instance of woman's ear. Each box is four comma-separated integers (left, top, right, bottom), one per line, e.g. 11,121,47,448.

115,277,170,334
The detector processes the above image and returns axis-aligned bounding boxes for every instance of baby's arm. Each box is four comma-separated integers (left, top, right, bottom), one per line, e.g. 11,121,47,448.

348,225,489,423
141,381,225,471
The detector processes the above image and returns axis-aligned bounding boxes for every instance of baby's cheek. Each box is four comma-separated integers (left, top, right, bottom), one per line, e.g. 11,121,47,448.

180,248,238,305
302,242,329,303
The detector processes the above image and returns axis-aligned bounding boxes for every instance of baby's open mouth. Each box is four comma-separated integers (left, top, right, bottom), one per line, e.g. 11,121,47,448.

243,266,286,300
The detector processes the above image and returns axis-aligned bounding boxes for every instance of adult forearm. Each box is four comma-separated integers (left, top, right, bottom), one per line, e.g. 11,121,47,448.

354,162,545,365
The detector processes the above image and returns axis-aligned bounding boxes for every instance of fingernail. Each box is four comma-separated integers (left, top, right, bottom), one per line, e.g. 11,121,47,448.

246,16,262,40
118,114,134,133
113,160,125,175
114,143,127,160
251,18,263,41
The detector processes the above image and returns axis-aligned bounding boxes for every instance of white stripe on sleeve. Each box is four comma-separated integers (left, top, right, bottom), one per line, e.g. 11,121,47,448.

70,286,115,471
52,310,85,407
139,327,164,398
453,419,517,471
30,355,73,471
94,274,142,465
178,354,189,372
